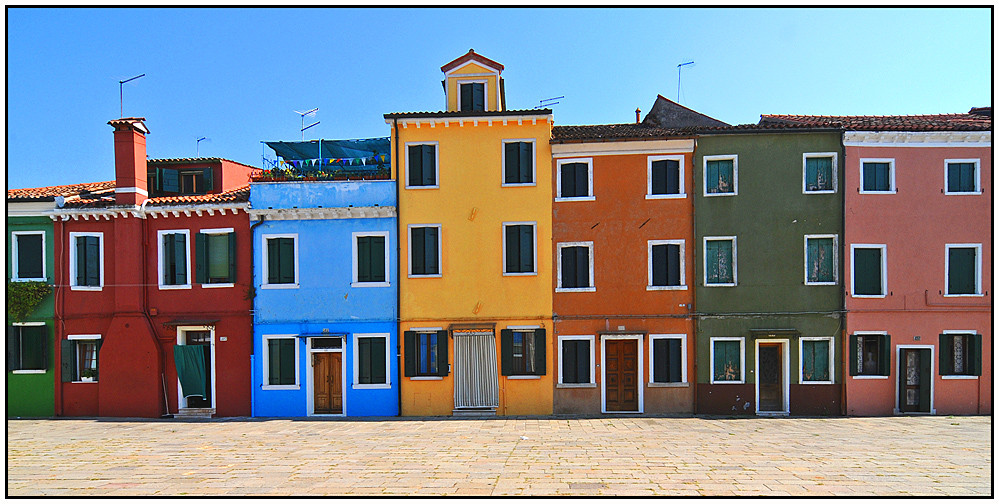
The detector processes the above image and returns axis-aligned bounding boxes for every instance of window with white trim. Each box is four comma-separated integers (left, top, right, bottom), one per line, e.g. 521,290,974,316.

262,234,298,288
649,334,686,384
63,335,101,381
354,333,390,388
406,142,439,188
502,139,535,185
11,231,45,281
710,337,744,383
859,158,895,193
196,228,236,286
408,225,441,278
804,235,837,285
158,229,191,289
944,159,981,194
945,244,981,296
647,155,685,198
648,239,685,290
703,155,737,196
262,335,298,388
803,152,837,193
556,158,594,201
557,241,594,291
704,236,736,286
501,328,547,377
459,81,485,112
558,335,594,385
352,231,390,287
69,232,103,290
800,337,834,383
503,222,536,275
7,323,48,373
939,332,982,376
849,332,890,376
851,244,886,297
403,330,449,378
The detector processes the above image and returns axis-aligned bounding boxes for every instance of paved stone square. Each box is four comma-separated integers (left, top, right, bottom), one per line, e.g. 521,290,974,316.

6,415,991,496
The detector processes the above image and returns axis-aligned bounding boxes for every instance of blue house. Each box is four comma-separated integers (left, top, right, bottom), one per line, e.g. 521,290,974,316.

249,138,398,417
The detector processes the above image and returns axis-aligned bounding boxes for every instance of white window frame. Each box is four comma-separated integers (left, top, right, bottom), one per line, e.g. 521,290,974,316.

157,229,192,290
351,231,391,288
850,244,887,298
407,224,443,279
199,227,235,288
556,241,595,292
176,325,216,409
647,239,687,291
555,157,595,202
261,233,299,289
709,336,745,384
894,344,935,415
802,152,838,194
502,221,538,276
804,234,839,286
944,243,982,297
11,322,49,374
799,336,835,385
648,333,688,386
702,154,738,197
940,330,981,380
501,138,537,187
858,158,897,194
409,327,445,380
703,236,737,287
404,141,440,190
646,154,686,199
557,335,596,387
352,333,391,389
852,330,890,380
943,158,982,195
67,334,102,382
457,79,489,112
261,334,300,390
11,231,46,282
68,231,104,291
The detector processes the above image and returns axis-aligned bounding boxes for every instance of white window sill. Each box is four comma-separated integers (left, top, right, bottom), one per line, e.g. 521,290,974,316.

262,385,300,390
352,383,391,390
805,281,838,286
804,189,836,195
944,191,982,196
408,274,442,279
648,382,688,388
851,294,886,298
647,285,687,291
556,287,595,293
409,376,443,381
351,282,391,288
555,196,595,202
502,183,537,188
261,284,299,290
405,185,439,190
943,293,984,298
705,283,737,287
556,383,596,388
506,375,542,380
859,190,897,194
71,286,103,291
11,277,47,283
202,283,235,289
941,375,980,380
704,192,736,197
645,193,686,200
11,370,46,374
852,375,889,380
710,380,745,385
801,380,834,385
503,272,538,277
71,380,98,383
159,284,193,290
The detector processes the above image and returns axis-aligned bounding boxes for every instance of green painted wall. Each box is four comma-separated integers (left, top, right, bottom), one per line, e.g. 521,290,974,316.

7,215,56,417
693,131,845,387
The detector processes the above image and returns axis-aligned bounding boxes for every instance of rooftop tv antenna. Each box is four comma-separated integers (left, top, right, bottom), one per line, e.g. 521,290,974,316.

677,61,694,103
119,73,145,118
295,108,320,140
535,96,564,109
196,136,209,157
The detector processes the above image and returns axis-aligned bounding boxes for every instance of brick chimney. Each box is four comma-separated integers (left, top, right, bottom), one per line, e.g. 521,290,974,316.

108,117,149,206
636,108,641,124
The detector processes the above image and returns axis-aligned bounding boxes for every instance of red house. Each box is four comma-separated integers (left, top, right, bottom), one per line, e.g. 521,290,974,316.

52,117,255,418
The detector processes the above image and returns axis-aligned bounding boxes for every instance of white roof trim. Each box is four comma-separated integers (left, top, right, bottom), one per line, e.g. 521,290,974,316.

844,130,991,147
248,206,396,221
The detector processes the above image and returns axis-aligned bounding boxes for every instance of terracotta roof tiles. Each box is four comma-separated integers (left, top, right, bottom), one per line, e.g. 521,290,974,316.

759,111,991,131
59,184,250,209
7,181,116,202
551,123,690,143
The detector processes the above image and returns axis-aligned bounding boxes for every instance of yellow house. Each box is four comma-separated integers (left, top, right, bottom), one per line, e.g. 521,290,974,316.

385,50,554,416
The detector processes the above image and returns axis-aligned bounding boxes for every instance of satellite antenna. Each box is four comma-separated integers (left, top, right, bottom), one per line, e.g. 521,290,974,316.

295,108,320,140
677,61,694,103
119,73,145,118
196,137,209,157
535,96,564,109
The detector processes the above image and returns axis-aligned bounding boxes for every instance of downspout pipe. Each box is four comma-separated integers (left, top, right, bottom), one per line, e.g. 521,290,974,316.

54,217,65,417
248,214,266,418
137,201,169,417
394,117,403,417
839,129,848,417
690,136,698,416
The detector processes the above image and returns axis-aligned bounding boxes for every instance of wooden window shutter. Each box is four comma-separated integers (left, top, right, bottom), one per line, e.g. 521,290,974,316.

938,333,952,375
226,232,237,283
358,338,371,384
424,227,438,275
668,339,682,382
411,227,426,275
505,226,519,273
853,248,881,295
84,236,100,287
848,334,860,376
575,163,588,197
370,236,385,282
76,237,87,286
472,83,485,111
519,142,532,183
560,164,575,197
403,331,416,377
948,248,977,294
970,334,982,376
202,168,214,192
357,237,371,282
504,142,518,184
266,238,279,284
666,159,680,194
562,341,577,383
575,247,589,288
560,247,576,288
878,334,891,376
667,244,680,286
707,160,719,191
279,338,295,385
61,339,76,382
500,329,514,376
520,226,533,273
460,83,473,112
577,341,590,383
371,337,386,384
162,169,180,193
408,145,423,187
278,238,295,284
533,329,546,376
7,327,20,371
16,234,43,279
436,330,449,377
651,245,666,286
652,338,667,383
651,160,667,194
173,234,187,285
422,146,436,186
195,233,207,284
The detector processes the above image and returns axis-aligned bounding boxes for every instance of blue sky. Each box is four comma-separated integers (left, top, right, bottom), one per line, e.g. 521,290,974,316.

6,7,992,190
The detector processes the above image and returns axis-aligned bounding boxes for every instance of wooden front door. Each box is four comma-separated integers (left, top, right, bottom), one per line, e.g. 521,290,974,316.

758,343,783,412
313,352,342,414
605,339,639,412
899,349,931,413
185,331,212,408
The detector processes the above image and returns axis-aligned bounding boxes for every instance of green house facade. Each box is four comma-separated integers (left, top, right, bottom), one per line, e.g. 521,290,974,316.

6,209,56,418
693,127,844,416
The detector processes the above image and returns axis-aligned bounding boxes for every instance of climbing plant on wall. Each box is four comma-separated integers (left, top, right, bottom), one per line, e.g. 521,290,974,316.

7,281,52,322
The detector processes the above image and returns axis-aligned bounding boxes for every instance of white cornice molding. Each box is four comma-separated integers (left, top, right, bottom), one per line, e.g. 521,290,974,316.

51,202,248,220
247,206,397,221
552,139,695,158
386,114,553,129
844,130,992,147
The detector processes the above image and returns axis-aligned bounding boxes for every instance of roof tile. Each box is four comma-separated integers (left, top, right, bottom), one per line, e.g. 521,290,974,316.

7,181,116,201
759,111,991,131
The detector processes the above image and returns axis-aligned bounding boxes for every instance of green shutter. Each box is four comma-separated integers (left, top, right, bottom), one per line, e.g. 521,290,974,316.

853,248,882,295
267,238,279,284
651,160,667,195
76,237,87,286
226,233,236,283
267,339,280,384
562,341,577,383
372,337,386,384
403,331,416,377
500,329,513,376
938,334,952,375
61,339,75,382
706,160,719,192
408,145,423,187
202,168,214,192
424,227,438,275
21,325,47,370
805,158,819,189
948,247,977,295
162,169,180,193
16,234,43,279
460,83,473,112
173,233,187,285
533,329,546,376
849,334,859,376
278,238,295,284
504,143,518,184
878,334,891,376
919,350,932,408
422,146,436,186
195,233,207,284
8,327,20,371
85,236,100,286
370,236,385,282
970,334,982,376
560,247,577,288
411,227,425,275
279,339,295,385
519,142,532,183
436,330,449,377
653,338,667,383
505,226,519,273
520,226,533,273
357,237,370,282
358,338,371,384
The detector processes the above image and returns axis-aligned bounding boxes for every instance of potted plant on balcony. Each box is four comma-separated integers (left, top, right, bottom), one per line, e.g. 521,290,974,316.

80,368,98,382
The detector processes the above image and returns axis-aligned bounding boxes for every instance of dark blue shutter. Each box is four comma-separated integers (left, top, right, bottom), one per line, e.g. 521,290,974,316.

436,330,449,377
505,226,519,273
403,331,416,377
666,160,680,194
651,160,667,195
653,338,667,382
652,244,666,286
162,169,180,193
16,234,43,279
668,339,682,382
519,142,532,183
411,227,426,275
533,329,546,375
576,340,590,383
576,247,589,288
520,226,533,273
500,330,513,376
575,163,588,197
560,164,575,197
472,83,484,111
424,227,438,275
408,145,423,187
504,143,518,184
422,146,436,186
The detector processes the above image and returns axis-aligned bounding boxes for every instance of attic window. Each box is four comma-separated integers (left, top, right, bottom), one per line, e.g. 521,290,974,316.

148,168,214,196
459,82,485,112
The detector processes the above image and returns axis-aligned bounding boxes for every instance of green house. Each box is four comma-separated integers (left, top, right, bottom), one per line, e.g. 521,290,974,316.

693,125,844,416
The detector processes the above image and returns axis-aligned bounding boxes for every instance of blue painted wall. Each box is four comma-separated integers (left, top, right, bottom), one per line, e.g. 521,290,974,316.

250,179,398,417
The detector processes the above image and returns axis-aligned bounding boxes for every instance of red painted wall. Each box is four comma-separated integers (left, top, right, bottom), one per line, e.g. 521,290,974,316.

844,144,991,415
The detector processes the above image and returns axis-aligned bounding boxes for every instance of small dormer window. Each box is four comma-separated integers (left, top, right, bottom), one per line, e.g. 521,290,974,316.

148,167,214,197
459,82,485,112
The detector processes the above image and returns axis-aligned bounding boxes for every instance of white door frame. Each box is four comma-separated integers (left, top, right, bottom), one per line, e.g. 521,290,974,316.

600,334,644,414
175,325,216,409
754,338,789,416
895,344,935,415
453,330,499,409
306,336,347,417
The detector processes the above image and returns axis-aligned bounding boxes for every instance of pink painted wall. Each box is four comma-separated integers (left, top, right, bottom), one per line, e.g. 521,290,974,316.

844,144,991,415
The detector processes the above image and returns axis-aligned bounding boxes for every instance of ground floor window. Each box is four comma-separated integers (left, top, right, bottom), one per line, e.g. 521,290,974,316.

710,337,744,383
354,334,389,387
800,337,833,383
849,333,890,376
8,324,48,372
404,330,449,377
61,335,100,381
650,334,685,383
558,336,594,385
263,336,298,388
939,333,982,376
501,329,546,376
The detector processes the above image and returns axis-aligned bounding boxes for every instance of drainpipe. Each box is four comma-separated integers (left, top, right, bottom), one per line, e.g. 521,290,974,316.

138,201,168,416
54,217,65,417
690,136,698,416
249,214,266,418
839,130,847,417
393,117,403,417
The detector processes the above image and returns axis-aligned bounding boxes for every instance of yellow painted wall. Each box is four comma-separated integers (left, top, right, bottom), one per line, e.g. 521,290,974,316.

392,115,554,416
444,62,500,112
